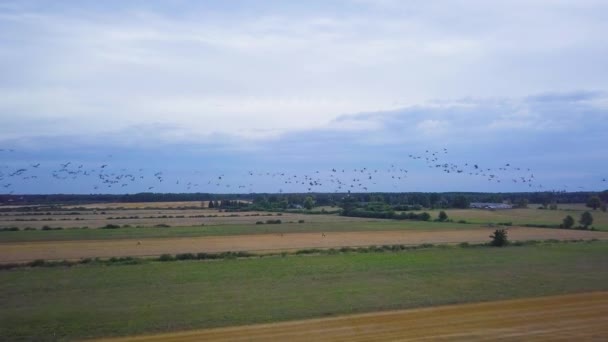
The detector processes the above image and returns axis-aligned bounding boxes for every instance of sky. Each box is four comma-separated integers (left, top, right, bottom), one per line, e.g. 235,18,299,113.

0,0,607,194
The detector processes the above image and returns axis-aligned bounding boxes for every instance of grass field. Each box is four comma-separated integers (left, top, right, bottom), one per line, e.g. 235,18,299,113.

412,207,608,230
1,241,607,341
98,291,608,341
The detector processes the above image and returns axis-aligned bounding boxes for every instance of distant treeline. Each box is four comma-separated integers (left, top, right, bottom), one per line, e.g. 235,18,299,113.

1,191,607,208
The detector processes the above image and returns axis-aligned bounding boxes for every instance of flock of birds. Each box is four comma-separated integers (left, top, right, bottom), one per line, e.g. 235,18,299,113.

1,148,606,195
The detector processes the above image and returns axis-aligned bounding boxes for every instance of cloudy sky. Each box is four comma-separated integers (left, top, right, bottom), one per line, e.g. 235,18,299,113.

1,0,607,194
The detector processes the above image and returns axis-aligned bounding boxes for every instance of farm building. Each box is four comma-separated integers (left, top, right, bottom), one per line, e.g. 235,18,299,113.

470,202,513,210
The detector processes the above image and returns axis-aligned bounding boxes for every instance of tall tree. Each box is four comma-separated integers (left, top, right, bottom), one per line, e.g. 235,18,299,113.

579,211,594,229
586,196,602,210
562,215,574,229
304,196,315,210
451,195,470,209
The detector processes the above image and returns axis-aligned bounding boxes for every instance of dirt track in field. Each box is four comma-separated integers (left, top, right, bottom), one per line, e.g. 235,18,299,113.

96,291,608,341
1,227,606,263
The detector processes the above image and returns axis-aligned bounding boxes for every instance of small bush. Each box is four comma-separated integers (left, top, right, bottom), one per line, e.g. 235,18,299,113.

295,248,322,255
176,253,196,260
562,215,575,229
255,221,264,225
418,212,431,221
298,219,305,223
158,254,175,262
154,224,171,228
579,211,593,229
101,224,120,229
28,259,47,267
489,229,509,247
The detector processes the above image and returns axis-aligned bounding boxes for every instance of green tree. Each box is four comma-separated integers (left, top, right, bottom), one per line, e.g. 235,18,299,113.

586,196,602,210
451,195,470,209
278,199,288,209
418,212,431,221
303,196,315,210
340,196,358,215
562,215,575,229
438,211,448,222
429,193,441,208
515,198,529,208
207,200,214,209
489,229,509,247
579,211,594,229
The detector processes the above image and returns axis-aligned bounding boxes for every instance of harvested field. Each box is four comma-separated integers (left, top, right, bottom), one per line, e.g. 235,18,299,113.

1,227,606,263
97,291,608,341
0,221,484,243
0,210,361,229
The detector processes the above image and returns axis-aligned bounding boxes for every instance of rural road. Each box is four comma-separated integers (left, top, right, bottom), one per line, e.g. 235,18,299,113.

95,291,608,341
1,227,606,263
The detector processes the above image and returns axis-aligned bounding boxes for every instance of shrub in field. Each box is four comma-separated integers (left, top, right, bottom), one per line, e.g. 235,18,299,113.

101,224,120,229
27,259,47,267
158,254,175,262
562,215,575,229
0,227,19,231
438,211,448,222
579,211,593,229
418,212,431,221
255,221,264,225
489,229,509,247
42,226,63,230
176,253,196,260
586,196,602,210
196,252,212,259
266,219,282,224
295,248,322,255
154,224,171,228
298,219,305,223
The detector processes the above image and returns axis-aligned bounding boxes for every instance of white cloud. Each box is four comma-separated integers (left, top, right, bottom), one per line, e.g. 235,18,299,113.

416,119,447,135
1,1,607,145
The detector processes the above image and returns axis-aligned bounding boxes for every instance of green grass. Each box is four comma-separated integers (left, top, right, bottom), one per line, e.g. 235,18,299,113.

1,241,607,341
412,207,608,231
0,220,481,243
